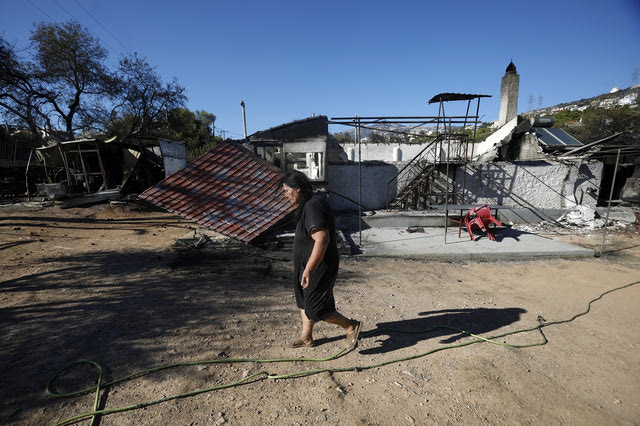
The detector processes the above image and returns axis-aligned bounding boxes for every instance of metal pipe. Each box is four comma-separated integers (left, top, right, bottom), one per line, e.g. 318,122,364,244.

445,117,452,243
77,148,90,192
331,115,478,121
94,143,108,191
331,119,482,124
25,149,33,200
58,144,72,187
563,132,623,156
598,148,621,257
356,116,362,246
460,99,474,205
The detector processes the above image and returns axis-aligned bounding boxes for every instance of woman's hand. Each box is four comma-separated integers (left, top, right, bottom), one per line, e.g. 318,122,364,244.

301,269,312,289
301,228,329,289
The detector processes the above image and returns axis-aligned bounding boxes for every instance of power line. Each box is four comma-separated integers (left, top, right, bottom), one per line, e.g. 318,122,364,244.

26,0,55,20
215,128,243,139
47,0,130,61
71,0,131,54
53,0,80,22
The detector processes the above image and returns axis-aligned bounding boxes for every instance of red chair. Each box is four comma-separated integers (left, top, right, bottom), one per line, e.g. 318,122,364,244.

464,205,503,241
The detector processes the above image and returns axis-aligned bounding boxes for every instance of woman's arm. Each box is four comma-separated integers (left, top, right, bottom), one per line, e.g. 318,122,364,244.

301,228,329,289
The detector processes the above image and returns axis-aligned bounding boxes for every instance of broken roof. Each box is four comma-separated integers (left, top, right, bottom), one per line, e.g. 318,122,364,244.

428,93,491,104
249,115,328,142
33,137,117,167
140,142,294,243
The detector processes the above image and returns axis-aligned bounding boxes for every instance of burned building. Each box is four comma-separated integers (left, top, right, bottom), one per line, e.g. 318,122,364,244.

247,115,329,182
141,62,637,244
24,135,186,207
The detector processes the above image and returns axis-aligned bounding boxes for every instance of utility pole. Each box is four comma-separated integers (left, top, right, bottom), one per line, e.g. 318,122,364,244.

240,101,247,139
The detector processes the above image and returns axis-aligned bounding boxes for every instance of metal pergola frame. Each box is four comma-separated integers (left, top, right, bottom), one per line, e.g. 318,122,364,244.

329,93,491,243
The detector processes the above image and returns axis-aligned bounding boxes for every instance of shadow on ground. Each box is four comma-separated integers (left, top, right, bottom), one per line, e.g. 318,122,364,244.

359,307,527,355
0,245,299,424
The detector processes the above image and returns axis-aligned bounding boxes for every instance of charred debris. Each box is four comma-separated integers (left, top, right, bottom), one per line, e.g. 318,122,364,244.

0,130,186,208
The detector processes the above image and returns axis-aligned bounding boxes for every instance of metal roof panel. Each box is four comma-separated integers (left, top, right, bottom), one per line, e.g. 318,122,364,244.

139,142,294,243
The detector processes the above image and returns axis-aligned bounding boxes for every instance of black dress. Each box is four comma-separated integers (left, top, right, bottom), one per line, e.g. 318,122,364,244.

292,194,339,322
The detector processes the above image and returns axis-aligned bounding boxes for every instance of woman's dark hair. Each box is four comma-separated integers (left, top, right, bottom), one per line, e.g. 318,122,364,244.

282,170,313,205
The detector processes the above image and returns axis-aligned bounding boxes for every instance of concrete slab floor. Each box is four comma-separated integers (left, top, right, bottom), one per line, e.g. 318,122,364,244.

349,227,595,261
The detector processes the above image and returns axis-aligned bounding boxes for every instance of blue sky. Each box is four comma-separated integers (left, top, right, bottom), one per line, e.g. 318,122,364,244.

2,0,639,138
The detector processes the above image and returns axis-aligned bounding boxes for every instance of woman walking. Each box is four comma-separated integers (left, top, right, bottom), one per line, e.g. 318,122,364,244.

281,170,361,348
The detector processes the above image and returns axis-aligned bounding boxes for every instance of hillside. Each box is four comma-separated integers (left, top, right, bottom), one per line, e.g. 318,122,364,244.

525,85,640,116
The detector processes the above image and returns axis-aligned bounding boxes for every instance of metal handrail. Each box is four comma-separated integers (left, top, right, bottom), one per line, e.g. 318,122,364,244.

385,134,445,210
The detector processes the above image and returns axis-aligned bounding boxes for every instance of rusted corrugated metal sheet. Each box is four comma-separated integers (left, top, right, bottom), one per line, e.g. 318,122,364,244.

140,142,294,243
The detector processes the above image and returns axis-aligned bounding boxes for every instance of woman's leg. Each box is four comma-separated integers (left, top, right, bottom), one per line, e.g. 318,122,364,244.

299,309,315,343
322,312,361,346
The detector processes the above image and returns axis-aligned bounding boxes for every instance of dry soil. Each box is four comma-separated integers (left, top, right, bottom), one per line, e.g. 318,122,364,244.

1,202,639,425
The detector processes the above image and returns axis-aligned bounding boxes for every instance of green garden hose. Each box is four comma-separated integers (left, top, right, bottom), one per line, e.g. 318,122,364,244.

46,280,639,426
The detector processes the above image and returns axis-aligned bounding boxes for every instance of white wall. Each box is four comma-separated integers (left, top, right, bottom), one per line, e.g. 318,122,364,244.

456,161,603,209
327,160,603,212
339,143,421,162
327,162,403,211
339,141,468,163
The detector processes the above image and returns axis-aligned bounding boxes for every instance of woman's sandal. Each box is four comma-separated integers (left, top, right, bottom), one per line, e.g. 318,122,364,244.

288,338,316,348
346,321,362,348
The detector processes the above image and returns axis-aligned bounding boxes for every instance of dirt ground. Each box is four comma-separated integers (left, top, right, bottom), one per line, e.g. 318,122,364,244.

1,202,639,426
